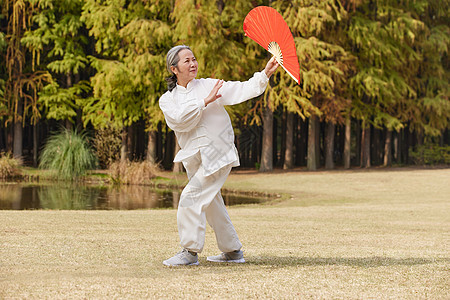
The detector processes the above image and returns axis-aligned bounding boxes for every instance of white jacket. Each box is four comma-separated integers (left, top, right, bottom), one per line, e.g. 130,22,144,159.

159,71,269,176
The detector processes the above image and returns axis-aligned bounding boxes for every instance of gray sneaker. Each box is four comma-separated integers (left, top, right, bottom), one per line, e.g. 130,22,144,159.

207,250,245,263
163,249,199,266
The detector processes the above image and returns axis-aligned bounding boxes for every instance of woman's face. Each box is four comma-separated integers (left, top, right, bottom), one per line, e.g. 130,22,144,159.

172,49,198,87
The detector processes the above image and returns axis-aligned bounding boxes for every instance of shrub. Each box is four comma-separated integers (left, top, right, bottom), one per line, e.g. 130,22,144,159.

0,152,21,179
93,126,121,169
39,129,98,180
109,160,158,185
409,143,450,165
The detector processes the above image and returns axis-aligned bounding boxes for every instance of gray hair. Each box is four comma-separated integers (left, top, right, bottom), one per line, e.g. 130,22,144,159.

165,45,192,91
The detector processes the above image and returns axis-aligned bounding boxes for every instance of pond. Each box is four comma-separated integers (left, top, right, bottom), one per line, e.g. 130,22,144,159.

0,182,270,210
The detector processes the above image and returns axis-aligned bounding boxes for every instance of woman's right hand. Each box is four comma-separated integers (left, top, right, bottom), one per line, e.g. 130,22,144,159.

264,56,279,78
204,79,224,106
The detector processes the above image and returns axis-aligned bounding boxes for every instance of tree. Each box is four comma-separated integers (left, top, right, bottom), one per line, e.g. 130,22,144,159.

271,0,352,170
1,0,50,159
413,0,449,140
22,0,90,129
172,0,267,170
348,0,426,166
80,0,171,161
283,111,294,169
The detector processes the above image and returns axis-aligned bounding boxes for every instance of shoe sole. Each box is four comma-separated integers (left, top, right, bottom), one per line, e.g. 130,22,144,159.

206,258,245,263
163,261,199,266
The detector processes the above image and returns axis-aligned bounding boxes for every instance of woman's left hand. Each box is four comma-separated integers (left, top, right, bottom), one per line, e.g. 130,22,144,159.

264,57,279,78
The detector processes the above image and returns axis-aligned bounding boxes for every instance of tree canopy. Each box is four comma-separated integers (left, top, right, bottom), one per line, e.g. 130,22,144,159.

0,0,448,167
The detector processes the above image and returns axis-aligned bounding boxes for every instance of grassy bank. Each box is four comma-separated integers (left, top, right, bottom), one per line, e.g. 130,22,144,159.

1,168,449,298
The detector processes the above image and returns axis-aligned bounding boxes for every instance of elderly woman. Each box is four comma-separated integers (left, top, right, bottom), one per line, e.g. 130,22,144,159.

160,45,278,266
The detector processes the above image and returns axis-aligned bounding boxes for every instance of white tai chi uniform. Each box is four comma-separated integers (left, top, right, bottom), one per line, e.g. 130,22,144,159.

159,71,269,253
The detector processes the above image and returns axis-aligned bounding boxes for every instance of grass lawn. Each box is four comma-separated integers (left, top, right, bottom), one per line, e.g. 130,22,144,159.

1,167,449,299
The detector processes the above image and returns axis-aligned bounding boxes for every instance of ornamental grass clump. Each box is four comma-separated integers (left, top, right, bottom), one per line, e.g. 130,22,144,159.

39,129,98,180
109,160,158,185
0,152,21,179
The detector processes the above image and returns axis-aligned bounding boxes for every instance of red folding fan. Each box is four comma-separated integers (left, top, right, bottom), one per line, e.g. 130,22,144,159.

243,6,300,84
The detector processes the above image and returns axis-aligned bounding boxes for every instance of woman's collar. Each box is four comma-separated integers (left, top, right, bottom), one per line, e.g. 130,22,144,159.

176,79,196,93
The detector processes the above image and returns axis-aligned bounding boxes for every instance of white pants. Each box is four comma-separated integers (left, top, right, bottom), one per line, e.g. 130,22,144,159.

178,152,242,253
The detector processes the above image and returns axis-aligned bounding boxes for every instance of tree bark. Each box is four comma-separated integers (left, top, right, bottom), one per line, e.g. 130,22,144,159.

7,124,13,153
283,111,294,169
120,127,127,162
372,127,379,165
307,114,320,170
33,123,38,167
146,130,157,164
383,129,392,166
355,120,361,165
272,113,278,166
13,99,23,159
325,122,335,169
394,130,401,163
361,123,371,168
163,129,175,170
296,117,307,166
343,117,351,169
260,103,273,172
0,126,4,152
127,125,133,160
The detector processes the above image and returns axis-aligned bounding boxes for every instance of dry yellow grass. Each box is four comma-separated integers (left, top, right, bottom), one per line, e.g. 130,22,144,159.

1,167,449,299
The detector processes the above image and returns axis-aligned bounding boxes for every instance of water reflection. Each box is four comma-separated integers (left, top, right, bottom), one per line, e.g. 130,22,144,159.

0,183,268,210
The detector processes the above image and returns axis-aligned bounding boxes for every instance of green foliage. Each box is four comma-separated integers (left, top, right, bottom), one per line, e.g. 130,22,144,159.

409,144,450,165
39,129,98,180
266,0,353,124
80,0,171,130
347,1,425,130
1,0,448,166
39,80,90,121
0,152,22,179
22,0,89,124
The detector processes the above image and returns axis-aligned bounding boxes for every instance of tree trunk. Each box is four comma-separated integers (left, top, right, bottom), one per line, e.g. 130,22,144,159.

355,120,361,165
127,125,133,160
283,111,294,169
296,117,307,166
416,130,424,146
280,111,286,168
146,130,157,164
13,99,23,159
383,129,392,166
361,123,371,168
372,127,379,165
343,117,351,169
272,113,278,167
325,122,335,170
120,128,127,162
405,127,412,164
156,122,163,162
394,130,401,163
260,103,273,172
0,126,4,152
6,124,13,153
307,114,320,170
33,123,38,167
172,138,183,173
163,129,175,170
